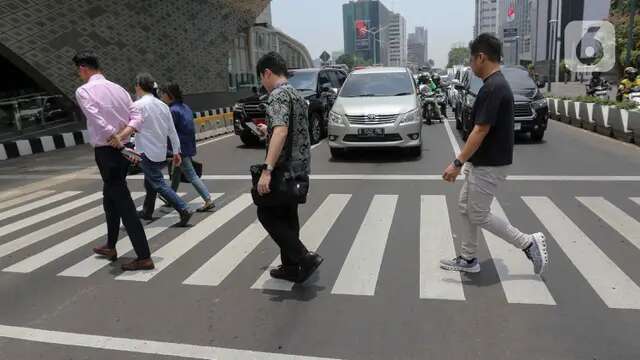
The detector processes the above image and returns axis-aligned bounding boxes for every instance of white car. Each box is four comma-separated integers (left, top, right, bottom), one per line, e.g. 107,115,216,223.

328,67,423,158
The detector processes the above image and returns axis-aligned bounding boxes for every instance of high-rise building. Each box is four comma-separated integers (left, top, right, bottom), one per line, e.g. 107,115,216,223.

475,0,499,37
387,12,407,66
407,26,428,69
343,0,393,65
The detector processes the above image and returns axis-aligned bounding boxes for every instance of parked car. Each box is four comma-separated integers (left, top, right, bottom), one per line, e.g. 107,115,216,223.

233,67,347,146
456,65,549,142
327,67,423,158
450,66,469,119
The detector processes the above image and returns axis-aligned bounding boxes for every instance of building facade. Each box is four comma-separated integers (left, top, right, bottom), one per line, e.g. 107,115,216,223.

407,26,428,68
343,0,392,65
387,12,407,67
475,0,499,37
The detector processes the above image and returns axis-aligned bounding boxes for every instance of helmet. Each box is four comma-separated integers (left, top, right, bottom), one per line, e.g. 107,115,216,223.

432,74,441,83
625,67,638,76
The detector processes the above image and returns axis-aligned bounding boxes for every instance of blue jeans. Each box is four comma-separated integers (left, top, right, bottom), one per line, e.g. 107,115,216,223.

140,155,189,213
170,156,211,202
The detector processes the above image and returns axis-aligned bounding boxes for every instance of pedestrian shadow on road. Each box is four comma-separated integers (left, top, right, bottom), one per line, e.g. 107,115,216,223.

329,148,423,164
514,133,547,145
259,272,325,302
448,258,543,288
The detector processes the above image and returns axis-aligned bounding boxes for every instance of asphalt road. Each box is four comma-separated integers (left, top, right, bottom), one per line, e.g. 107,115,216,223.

0,112,640,360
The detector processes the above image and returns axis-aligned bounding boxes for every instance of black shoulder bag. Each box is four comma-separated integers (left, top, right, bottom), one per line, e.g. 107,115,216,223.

250,92,309,207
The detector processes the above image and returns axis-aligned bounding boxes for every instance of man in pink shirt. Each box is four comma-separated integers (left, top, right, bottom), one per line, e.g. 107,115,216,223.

73,50,154,271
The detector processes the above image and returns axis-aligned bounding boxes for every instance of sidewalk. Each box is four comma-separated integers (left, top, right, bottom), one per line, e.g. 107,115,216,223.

547,81,617,99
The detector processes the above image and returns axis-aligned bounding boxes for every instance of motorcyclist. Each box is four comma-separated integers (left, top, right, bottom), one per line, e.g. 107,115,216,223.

418,73,441,123
586,72,608,96
617,67,640,101
431,74,447,118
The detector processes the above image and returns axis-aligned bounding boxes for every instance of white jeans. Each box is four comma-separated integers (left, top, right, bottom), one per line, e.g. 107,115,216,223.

458,164,532,259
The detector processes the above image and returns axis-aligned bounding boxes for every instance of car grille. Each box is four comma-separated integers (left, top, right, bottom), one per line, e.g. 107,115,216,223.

343,134,403,142
346,114,399,125
514,103,533,118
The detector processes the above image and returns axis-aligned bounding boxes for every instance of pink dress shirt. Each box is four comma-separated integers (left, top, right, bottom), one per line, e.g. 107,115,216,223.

75,74,143,147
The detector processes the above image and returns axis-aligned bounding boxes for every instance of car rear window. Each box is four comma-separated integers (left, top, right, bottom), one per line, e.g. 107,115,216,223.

340,72,414,97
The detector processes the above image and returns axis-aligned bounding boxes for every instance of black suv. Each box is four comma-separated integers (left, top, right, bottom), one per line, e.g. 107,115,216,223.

233,67,347,146
455,65,549,142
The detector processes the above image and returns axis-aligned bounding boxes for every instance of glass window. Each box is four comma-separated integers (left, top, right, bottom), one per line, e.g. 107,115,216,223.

501,66,537,90
288,71,318,91
339,72,415,97
317,71,332,88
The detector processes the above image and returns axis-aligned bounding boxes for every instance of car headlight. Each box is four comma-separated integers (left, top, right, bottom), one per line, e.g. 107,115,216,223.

532,98,548,110
328,111,345,126
399,108,420,124
305,99,310,106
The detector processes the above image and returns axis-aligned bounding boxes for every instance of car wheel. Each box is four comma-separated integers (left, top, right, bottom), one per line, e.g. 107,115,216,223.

240,131,259,146
407,146,422,158
330,147,345,159
310,113,322,145
531,130,545,142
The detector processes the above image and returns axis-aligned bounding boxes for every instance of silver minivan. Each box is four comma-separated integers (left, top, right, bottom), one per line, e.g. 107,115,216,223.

327,67,422,158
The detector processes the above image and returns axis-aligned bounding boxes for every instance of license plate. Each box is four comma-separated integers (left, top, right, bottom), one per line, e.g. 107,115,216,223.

514,123,522,131
357,128,385,137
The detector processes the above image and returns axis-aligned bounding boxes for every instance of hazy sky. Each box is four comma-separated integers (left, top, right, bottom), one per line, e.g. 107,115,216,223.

271,0,476,68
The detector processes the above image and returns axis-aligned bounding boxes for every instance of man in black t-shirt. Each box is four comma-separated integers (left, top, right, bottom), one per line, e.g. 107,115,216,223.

440,34,549,275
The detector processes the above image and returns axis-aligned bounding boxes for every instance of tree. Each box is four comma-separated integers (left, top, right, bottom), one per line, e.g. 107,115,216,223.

610,1,640,75
447,46,470,68
428,59,435,68
336,54,371,70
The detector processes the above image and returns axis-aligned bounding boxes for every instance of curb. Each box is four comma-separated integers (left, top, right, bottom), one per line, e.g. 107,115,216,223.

1,106,236,161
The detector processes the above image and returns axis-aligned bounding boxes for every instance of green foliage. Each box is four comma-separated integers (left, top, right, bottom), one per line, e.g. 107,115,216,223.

336,54,371,70
447,47,470,68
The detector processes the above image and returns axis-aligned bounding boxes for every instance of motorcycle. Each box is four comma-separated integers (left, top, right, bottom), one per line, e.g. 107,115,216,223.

419,85,444,125
586,81,610,100
627,86,640,105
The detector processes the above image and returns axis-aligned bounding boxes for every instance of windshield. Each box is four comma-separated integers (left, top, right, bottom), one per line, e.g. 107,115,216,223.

288,71,317,91
468,72,484,94
501,67,537,90
340,72,414,97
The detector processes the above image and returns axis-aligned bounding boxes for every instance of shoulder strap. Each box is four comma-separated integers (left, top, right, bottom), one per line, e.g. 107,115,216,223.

284,89,295,162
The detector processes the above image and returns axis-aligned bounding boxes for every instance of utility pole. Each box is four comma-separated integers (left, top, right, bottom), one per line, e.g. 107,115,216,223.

626,0,637,66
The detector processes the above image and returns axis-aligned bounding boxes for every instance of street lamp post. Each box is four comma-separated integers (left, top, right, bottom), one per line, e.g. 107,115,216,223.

364,24,390,65
547,19,558,92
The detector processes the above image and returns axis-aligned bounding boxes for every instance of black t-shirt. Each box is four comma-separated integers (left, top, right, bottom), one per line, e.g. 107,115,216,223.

468,71,514,167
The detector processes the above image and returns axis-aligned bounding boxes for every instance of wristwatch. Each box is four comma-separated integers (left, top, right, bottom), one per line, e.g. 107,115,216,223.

263,163,274,172
453,159,464,168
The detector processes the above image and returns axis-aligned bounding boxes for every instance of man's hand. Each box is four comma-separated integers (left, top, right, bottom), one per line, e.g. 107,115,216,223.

443,163,462,183
256,124,267,137
172,154,182,167
107,134,123,149
257,170,271,195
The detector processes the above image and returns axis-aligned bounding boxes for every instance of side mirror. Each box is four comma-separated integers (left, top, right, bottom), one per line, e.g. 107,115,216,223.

454,83,466,91
536,80,546,88
321,83,332,93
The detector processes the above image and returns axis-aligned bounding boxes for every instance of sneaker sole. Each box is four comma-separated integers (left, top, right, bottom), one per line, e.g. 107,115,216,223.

439,263,481,273
532,233,549,274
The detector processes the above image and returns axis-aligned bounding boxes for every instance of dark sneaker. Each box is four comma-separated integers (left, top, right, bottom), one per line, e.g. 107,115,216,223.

177,209,193,227
137,211,153,221
440,256,481,273
523,232,549,275
121,258,155,271
269,265,300,282
296,252,324,283
196,200,216,213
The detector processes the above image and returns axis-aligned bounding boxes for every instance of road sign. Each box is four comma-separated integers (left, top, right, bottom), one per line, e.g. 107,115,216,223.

504,27,518,38
320,51,331,62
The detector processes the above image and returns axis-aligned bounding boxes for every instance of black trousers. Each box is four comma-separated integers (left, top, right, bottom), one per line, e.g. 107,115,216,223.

257,204,308,266
94,146,151,260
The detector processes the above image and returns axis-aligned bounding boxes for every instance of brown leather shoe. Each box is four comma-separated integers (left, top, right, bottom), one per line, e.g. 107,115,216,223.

93,245,117,261
121,258,155,271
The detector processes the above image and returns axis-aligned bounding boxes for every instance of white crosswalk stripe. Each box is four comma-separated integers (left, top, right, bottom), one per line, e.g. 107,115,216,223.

578,197,640,251
419,195,465,301
5,191,640,311
58,194,221,278
0,192,98,238
0,193,145,259
2,197,169,273
252,194,352,291
115,193,254,282
0,190,54,211
483,200,556,305
332,195,397,296
523,196,640,310
0,191,80,223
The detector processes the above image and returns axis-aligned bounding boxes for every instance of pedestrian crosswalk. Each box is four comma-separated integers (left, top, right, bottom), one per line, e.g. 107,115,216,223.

1,190,640,310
